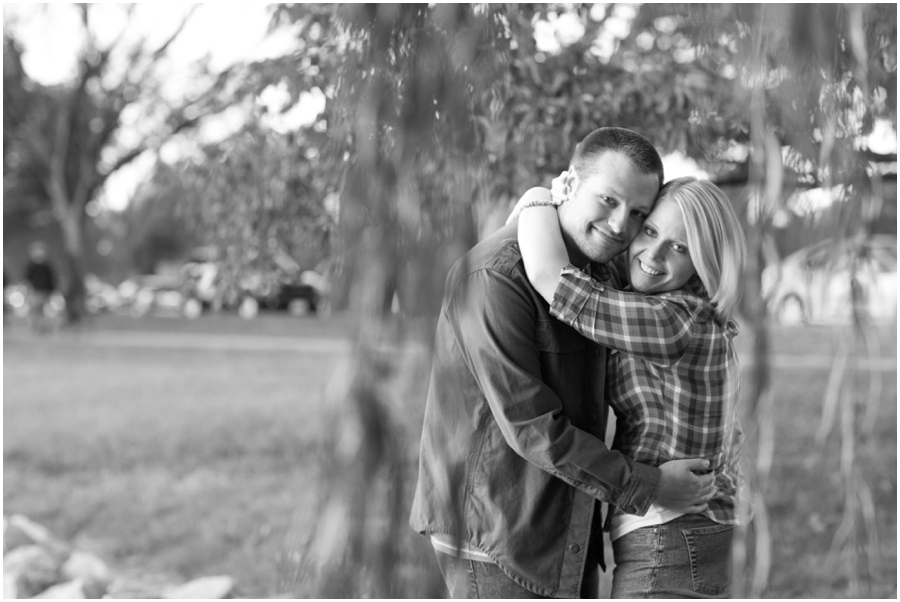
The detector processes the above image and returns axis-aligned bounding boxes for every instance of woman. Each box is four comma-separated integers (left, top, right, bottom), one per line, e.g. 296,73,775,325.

516,176,747,598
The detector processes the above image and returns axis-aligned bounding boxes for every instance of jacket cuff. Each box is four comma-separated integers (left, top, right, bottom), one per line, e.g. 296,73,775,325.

614,461,661,516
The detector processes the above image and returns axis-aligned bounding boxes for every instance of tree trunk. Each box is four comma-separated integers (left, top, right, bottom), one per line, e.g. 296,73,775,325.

58,207,87,324
294,6,487,597
731,23,780,595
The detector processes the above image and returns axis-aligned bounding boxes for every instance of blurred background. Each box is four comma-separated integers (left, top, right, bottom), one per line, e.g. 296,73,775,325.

3,3,895,599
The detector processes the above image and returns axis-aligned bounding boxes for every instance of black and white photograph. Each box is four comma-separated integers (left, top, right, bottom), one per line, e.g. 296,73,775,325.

3,3,896,599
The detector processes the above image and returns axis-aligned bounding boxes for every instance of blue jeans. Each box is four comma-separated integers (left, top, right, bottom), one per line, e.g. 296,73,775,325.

612,515,733,599
434,551,599,599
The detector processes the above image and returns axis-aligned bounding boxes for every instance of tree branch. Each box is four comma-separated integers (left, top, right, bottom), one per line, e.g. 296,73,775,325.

59,4,123,201
102,4,136,54
149,5,199,63
94,106,211,191
93,146,150,192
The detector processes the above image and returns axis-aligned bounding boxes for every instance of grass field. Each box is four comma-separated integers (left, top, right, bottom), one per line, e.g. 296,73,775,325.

3,313,897,598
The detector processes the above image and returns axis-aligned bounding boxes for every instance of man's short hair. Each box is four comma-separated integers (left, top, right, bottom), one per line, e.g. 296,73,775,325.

570,127,664,187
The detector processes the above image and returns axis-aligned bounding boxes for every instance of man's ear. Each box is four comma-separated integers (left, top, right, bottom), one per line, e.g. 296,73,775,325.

564,170,579,201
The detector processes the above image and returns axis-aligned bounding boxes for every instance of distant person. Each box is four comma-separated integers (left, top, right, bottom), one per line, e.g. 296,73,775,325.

24,242,58,333
3,266,9,323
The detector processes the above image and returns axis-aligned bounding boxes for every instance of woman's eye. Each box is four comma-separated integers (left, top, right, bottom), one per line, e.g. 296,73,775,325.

672,243,687,253
600,196,616,206
644,227,656,236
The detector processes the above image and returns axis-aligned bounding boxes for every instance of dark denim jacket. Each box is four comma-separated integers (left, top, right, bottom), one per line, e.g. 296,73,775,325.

410,223,660,598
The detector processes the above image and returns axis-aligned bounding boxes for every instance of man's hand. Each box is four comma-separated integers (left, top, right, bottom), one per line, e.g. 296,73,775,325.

655,458,717,514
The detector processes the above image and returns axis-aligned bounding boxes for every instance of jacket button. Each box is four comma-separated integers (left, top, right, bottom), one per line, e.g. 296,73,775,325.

569,544,581,553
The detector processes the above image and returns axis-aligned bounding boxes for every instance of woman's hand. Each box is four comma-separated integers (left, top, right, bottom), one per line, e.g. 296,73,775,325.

549,170,570,205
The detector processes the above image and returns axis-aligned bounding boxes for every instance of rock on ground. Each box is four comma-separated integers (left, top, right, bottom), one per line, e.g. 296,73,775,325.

162,575,235,599
61,550,111,598
2,516,238,599
33,579,86,599
3,544,66,599
4,572,19,599
104,576,166,599
3,515,55,553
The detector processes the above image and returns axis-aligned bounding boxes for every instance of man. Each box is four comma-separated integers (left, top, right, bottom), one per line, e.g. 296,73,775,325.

410,128,716,598
24,242,57,333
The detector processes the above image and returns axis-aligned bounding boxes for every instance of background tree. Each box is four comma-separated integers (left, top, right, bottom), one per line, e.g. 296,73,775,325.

2,5,240,321
180,123,334,283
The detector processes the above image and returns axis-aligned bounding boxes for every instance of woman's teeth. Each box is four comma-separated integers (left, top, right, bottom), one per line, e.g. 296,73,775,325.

639,260,662,276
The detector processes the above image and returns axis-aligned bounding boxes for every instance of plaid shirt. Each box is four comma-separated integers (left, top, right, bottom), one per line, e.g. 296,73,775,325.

551,266,744,525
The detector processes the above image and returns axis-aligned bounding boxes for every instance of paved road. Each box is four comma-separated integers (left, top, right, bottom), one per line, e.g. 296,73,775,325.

5,329,895,371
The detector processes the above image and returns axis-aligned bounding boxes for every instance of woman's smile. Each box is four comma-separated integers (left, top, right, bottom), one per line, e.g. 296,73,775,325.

637,259,663,276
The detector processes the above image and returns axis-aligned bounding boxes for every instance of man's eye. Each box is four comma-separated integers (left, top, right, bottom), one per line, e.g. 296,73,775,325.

631,211,647,221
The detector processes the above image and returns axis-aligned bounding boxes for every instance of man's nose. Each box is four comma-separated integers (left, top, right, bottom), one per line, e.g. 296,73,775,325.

607,206,628,234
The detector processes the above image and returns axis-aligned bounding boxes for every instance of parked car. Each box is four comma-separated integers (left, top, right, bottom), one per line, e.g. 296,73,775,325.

252,280,321,316
761,234,897,325
84,275,123,314
180,257,327,319
118,274,186,317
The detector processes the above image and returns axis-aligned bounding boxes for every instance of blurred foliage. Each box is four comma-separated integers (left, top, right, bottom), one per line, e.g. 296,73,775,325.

3,37,49,223
121,164,201,274
130,122,333,280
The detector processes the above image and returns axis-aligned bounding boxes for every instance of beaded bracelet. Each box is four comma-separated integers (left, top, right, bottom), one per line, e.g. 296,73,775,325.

518,193,565,210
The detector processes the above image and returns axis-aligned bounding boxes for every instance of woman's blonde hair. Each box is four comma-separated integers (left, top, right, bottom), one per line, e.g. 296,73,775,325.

657,177,747,323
